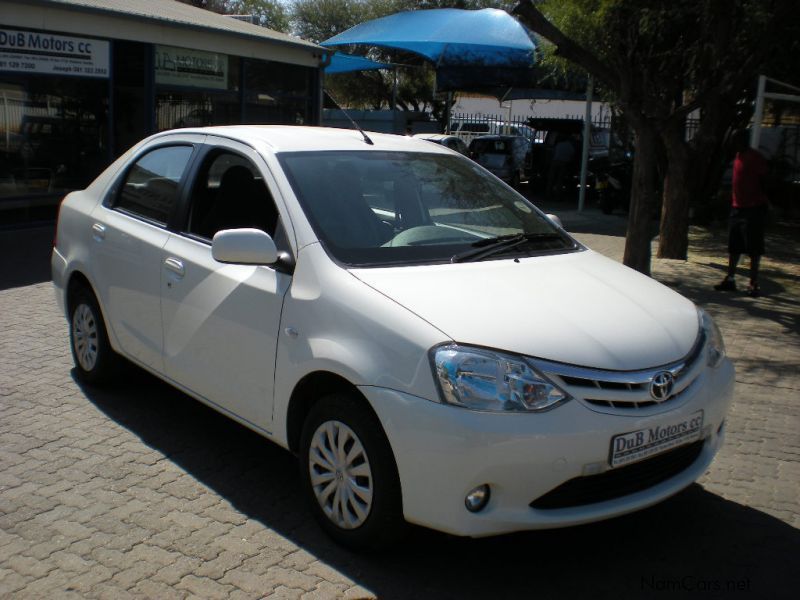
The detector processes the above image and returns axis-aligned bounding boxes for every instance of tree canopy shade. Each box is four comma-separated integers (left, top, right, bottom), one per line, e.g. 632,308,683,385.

514,0,800,274
322,8,536,67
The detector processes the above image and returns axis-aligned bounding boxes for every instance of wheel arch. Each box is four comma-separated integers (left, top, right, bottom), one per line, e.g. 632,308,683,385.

66,270,97,314
65,271,117,351
286,371,380,456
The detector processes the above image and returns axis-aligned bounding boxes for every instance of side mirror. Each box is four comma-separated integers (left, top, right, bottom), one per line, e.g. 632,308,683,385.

212,228,278,265
546,214,563,229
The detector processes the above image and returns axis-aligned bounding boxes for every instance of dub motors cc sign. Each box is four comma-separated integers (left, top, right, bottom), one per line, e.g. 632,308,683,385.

0,29,109,78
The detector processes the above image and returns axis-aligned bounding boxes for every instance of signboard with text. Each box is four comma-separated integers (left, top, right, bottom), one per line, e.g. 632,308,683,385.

0,29,109,78
155,45,229,90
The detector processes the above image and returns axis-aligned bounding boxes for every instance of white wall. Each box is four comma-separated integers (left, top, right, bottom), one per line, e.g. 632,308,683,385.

452,95,611,121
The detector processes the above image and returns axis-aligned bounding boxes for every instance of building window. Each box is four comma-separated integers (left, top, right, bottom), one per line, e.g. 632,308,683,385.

154,45,241,132
0,76,109,201
244,59,314,125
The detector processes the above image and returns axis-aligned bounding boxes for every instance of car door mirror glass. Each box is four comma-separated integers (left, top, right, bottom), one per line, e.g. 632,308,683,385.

212,228,278,265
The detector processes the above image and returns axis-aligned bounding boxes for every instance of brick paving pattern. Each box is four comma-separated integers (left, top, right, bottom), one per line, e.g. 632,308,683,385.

1,211,798,599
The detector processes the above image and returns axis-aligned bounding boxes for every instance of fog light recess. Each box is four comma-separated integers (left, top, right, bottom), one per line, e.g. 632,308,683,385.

465,484,491,513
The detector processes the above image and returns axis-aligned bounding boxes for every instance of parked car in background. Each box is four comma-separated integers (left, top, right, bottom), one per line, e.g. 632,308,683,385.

53,126,734,550
412,133,469,155
527,118,627,199
450,119,535,147
469,134,529,188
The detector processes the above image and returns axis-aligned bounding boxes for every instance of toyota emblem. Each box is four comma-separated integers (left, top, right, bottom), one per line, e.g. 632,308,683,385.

649,371,675,401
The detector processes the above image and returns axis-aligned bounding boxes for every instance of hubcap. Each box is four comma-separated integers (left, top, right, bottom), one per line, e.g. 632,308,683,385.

308,420,373,530
72,303,99,371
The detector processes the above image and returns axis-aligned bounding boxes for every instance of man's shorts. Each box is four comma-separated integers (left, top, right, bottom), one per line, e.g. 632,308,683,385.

728,204,767,256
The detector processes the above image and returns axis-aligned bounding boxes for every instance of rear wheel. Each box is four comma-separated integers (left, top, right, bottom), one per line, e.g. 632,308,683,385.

299,393,405,550
68,286,120,385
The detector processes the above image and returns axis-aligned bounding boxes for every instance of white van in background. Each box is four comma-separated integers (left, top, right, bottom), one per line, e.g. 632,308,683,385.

449,119,535,146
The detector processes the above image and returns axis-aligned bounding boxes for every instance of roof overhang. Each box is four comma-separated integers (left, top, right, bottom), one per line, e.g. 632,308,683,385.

1,0,328,68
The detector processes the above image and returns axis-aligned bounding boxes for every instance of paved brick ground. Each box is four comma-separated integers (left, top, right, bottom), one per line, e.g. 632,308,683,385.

1,211,798,599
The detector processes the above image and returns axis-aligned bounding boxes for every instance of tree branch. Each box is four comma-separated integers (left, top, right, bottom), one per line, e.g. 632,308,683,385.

513,1,620,91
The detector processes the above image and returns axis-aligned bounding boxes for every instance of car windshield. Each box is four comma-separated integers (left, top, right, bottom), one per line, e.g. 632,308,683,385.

278,150,578,267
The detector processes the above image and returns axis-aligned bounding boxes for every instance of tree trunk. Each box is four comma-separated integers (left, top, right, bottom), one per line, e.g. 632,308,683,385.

623,121,660,275
657,134,693,259
658,95,749,256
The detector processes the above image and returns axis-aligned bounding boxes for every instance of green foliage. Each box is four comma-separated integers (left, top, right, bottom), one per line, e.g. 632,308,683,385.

538,0,799,112
176,0,290,32
291,0,364,43
226,1,290,32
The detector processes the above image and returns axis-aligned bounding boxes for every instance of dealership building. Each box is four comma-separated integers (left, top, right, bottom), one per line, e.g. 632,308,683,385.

0,0,326,222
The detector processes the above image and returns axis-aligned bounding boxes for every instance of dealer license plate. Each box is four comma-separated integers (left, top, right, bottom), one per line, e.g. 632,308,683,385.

609,410,704,468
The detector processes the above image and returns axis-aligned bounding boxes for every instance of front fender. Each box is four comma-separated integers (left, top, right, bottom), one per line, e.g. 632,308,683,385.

271,243,448,447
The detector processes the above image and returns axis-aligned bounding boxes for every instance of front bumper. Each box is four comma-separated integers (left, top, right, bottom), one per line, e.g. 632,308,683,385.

361,358,734,537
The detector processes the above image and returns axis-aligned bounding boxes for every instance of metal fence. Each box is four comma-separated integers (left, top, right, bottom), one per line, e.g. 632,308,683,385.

448,112,619,144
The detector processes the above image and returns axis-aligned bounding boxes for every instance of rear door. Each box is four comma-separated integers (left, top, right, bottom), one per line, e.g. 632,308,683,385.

90,138,200,371
159,138,293,430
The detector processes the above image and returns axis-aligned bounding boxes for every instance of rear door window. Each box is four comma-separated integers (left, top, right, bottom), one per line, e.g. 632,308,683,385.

114,146,194,225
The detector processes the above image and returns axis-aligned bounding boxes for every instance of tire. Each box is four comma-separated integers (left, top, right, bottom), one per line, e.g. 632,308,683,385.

68,285,120,385
299,393,405,550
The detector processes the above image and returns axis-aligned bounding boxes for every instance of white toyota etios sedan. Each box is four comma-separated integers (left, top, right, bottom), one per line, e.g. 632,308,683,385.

52,126,734,549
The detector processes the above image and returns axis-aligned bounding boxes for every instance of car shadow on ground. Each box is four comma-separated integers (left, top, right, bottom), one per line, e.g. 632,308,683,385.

76,369,800,600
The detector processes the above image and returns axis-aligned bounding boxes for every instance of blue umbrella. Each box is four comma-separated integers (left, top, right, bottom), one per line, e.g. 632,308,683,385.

322,8,536,69
325,52,393,74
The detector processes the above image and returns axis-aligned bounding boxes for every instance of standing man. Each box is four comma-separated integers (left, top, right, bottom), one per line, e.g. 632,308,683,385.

715,130,769,297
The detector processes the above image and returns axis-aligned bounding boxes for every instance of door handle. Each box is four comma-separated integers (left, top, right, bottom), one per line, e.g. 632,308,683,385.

164,257,185,278
91,223,106,241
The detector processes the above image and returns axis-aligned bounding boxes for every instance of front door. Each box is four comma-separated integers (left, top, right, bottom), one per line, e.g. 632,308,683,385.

160,144,291,430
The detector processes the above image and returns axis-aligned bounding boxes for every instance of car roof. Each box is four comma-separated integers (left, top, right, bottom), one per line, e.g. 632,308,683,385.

412,133,457,141
151,125,451,155
470,134,523,142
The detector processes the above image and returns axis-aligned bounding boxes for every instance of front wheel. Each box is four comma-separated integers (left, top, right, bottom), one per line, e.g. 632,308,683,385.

299,393,405,550
69,286,120,385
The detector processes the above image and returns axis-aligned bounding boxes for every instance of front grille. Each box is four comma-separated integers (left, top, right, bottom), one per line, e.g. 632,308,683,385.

529,439,705,510
531,332,706,414
584,377,700,411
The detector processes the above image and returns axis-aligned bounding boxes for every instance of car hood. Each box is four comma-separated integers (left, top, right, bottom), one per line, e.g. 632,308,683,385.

350,250,700,371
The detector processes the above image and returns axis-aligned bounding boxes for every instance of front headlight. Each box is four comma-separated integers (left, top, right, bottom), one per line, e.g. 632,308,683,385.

699,308,726,368
431,344,571,412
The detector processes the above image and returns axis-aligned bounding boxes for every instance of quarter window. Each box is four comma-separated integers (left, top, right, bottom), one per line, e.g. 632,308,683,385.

115,145,193,224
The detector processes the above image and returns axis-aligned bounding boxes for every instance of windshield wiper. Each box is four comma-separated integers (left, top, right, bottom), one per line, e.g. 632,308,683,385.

451,233,567,263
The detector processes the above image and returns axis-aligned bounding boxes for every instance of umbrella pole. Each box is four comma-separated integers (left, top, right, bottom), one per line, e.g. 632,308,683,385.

445,91,452,134
578,76,593,212
391,64,398,111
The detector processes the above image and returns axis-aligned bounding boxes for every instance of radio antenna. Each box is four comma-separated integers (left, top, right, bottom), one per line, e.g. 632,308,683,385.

324,90,374,145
